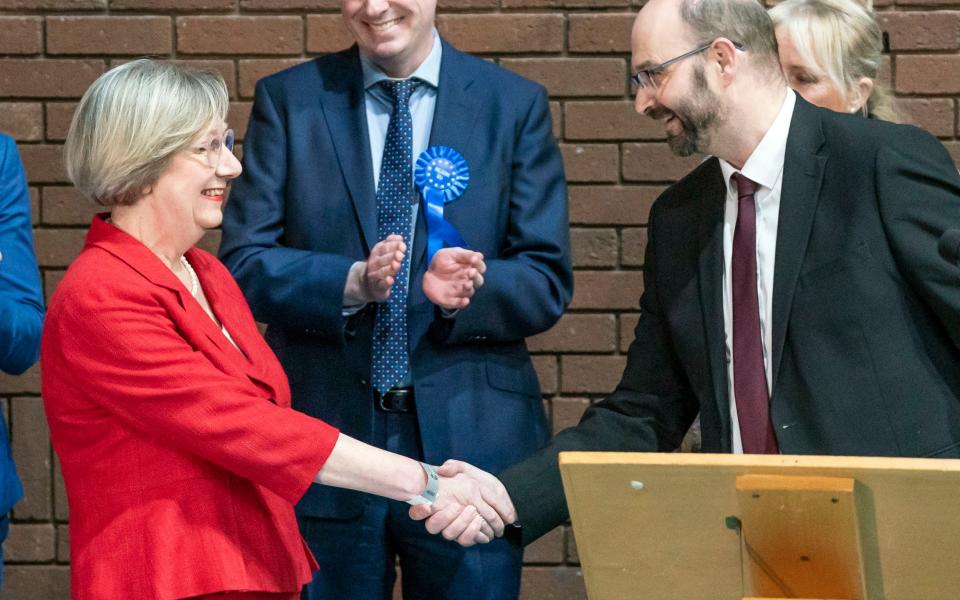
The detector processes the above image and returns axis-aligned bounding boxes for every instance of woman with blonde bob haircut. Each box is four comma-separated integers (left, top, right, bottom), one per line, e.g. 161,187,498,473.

770,0,898,121
46,59,504,600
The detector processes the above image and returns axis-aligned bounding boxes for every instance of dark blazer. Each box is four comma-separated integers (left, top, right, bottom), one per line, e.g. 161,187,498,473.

0,133,43,516
501,97,960,544
219,41,573,519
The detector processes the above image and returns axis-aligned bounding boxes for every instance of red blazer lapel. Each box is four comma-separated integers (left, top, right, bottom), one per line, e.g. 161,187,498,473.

85,215,290,407
186,248,291,407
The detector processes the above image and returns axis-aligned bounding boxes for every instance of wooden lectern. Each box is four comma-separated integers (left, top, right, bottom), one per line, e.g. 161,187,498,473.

559,453,960,599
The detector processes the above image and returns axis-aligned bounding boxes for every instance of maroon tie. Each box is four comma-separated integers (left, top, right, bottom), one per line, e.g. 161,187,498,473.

731,173,779,454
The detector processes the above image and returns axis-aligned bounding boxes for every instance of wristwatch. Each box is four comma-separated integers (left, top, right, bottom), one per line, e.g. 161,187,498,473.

406,462,440,506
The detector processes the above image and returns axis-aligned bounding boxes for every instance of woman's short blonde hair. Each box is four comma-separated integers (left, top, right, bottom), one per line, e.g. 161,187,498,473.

64,59,229,206
769,0,898,122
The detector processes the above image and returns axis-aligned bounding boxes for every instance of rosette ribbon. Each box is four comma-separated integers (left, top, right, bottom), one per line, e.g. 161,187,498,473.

415,146,469,264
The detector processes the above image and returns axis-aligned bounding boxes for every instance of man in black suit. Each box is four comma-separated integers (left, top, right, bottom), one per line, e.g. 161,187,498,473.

413,0,960,546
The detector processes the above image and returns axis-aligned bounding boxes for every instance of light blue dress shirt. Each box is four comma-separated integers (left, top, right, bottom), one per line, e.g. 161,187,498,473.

360,30,442,194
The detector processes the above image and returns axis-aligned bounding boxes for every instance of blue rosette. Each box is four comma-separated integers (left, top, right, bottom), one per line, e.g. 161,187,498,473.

415,146,470,264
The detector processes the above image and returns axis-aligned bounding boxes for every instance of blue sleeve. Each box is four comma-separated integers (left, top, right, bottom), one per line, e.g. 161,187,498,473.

218,79,355,341
0,134,44,374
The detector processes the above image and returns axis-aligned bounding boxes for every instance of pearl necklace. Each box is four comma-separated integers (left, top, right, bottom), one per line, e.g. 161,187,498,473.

179,256,200,297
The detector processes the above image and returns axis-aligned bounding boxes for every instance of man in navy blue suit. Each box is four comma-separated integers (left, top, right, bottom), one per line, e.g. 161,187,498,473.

0,132,45,588
218,1,572,598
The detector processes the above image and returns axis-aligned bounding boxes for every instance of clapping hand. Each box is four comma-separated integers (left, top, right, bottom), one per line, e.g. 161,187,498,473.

360,234,407,303
411,460,517,547
422,248,485,310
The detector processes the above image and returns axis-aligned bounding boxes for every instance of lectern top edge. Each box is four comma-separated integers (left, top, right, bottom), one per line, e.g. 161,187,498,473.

558,451,960,472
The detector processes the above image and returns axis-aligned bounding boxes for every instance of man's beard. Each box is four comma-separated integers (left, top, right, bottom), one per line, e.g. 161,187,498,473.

653,65,722,157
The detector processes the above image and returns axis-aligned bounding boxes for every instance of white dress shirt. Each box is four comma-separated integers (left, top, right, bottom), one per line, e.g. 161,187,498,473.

718,89,795,453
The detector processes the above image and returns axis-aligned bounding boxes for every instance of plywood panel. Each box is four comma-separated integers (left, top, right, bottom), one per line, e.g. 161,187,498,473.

559,453,960,600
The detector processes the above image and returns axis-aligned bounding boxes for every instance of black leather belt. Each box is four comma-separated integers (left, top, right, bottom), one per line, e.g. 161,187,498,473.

375,387,415,413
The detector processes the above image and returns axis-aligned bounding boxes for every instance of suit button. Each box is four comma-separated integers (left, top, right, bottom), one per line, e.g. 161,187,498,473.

359,378,368,386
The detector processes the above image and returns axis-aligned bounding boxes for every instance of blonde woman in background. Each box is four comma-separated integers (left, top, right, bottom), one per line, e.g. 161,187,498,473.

770,0,898,121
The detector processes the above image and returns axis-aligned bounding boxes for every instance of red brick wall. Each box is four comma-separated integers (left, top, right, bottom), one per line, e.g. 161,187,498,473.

0,1,957,598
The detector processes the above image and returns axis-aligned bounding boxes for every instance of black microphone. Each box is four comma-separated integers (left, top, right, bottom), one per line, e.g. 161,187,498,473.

939,229,960,267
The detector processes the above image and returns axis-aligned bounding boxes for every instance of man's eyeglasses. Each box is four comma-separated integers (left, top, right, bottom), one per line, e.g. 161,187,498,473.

194,129,235,170
631,40,744,90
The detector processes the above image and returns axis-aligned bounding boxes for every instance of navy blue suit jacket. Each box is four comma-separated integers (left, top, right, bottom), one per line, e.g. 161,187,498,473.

0,133,44,515
220,41,573,519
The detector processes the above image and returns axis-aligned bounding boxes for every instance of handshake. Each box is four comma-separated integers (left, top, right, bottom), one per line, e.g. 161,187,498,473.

409,460,516,547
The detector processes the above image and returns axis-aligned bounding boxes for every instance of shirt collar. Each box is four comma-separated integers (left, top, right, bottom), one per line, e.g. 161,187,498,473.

360,29,442,90
719,88,796,192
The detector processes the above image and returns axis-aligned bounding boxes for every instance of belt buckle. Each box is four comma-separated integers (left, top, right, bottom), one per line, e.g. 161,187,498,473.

377,388,412,413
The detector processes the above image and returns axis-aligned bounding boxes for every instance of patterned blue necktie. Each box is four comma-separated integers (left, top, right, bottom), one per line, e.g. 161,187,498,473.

371,78,419,394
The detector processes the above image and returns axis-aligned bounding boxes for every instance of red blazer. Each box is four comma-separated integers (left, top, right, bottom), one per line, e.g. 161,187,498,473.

41,215,340,600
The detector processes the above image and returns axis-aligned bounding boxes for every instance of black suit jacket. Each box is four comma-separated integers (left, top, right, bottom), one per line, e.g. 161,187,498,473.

501,96,960,544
